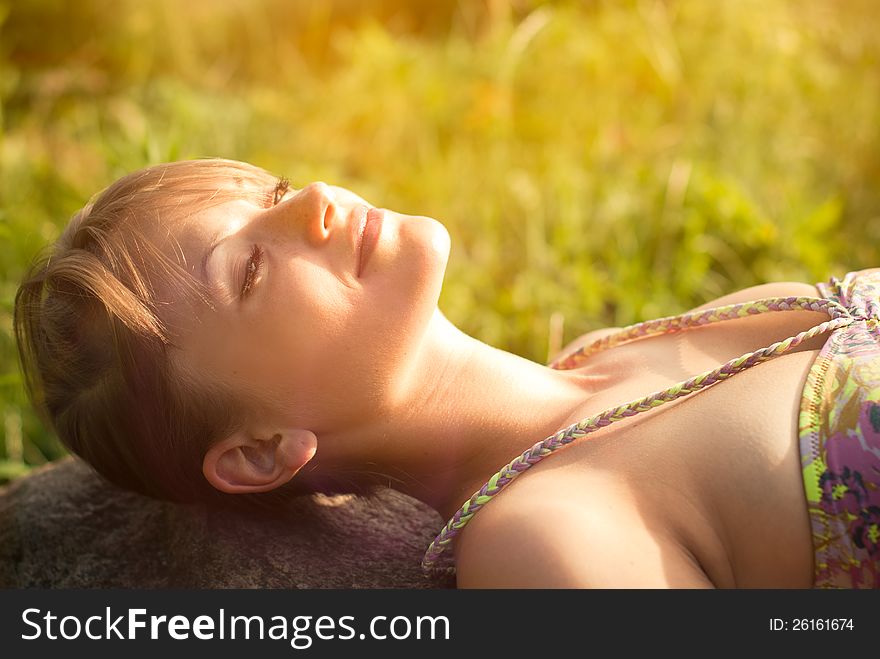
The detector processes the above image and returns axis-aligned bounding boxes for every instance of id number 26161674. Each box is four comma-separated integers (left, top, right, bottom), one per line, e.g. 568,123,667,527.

769,618,854,631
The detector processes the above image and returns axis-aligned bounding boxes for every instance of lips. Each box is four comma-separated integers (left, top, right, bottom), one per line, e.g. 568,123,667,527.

357,207,384,277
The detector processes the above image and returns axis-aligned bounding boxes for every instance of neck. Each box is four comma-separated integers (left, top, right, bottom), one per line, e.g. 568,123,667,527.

318,309,598,520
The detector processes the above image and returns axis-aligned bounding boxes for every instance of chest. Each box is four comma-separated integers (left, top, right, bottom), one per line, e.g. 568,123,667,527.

490,312,826,586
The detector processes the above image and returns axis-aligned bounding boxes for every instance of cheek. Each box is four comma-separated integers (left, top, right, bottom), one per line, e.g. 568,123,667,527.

249,221,450,423
247,275,354,397
255,326,390,428
327,220,449,410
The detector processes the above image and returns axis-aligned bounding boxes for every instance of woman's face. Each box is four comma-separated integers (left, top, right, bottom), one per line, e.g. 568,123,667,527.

164,174,451,438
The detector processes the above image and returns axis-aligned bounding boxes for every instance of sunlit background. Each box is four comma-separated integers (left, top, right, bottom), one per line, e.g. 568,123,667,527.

1,0,878,485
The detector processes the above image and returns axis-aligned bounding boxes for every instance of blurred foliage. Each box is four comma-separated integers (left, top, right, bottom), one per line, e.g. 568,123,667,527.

1,0,878,484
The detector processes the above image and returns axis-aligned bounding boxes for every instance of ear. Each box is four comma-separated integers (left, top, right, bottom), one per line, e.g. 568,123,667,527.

202,427,318,495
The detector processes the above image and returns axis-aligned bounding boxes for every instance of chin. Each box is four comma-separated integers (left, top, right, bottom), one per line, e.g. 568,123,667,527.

422,216,451,274
417,216,451,305
387,211,450,288
379,213,450,338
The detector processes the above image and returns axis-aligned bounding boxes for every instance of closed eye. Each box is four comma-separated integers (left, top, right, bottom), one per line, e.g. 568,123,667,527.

237,176,287,298
240,244,264,298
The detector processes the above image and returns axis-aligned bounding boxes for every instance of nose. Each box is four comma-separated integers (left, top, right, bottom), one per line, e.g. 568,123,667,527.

295,182,337,245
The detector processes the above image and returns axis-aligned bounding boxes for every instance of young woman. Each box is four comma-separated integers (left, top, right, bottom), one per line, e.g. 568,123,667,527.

14,159,880,588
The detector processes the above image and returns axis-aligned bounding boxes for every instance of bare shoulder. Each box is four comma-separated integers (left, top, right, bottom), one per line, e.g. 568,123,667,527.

551,327,620,363
551,281,821,363
453,477,715,589
688,281,821,313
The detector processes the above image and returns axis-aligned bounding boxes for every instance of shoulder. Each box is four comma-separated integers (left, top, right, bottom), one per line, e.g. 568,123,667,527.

550,281,820,363
687,281,821,313
453,478,715,588
550,327,620,363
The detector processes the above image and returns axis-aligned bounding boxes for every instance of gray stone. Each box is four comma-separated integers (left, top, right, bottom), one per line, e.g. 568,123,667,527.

0,457,455,589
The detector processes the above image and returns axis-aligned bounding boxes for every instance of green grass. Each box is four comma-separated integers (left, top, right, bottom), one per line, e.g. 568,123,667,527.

1,0,879,484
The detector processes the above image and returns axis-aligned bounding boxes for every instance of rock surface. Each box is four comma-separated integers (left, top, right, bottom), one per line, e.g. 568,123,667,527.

0,457,455,589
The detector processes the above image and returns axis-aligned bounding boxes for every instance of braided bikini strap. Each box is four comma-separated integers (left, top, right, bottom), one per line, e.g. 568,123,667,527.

422,296,855,573
550,296,852,368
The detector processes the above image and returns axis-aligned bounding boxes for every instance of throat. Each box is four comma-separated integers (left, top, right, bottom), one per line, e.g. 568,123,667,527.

377,310,598,520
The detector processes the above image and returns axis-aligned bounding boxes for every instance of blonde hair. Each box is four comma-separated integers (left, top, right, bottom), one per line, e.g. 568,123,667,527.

14,159,320,507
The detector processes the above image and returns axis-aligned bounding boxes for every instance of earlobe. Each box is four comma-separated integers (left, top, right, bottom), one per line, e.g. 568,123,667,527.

202,428,318,495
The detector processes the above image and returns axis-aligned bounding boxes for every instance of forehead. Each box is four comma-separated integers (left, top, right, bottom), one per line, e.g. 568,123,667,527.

143,163,276,255
161,164,274,222
130,164,277,331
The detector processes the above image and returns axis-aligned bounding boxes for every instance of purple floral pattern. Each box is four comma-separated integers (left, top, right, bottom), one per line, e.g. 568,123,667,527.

799,269,880,588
